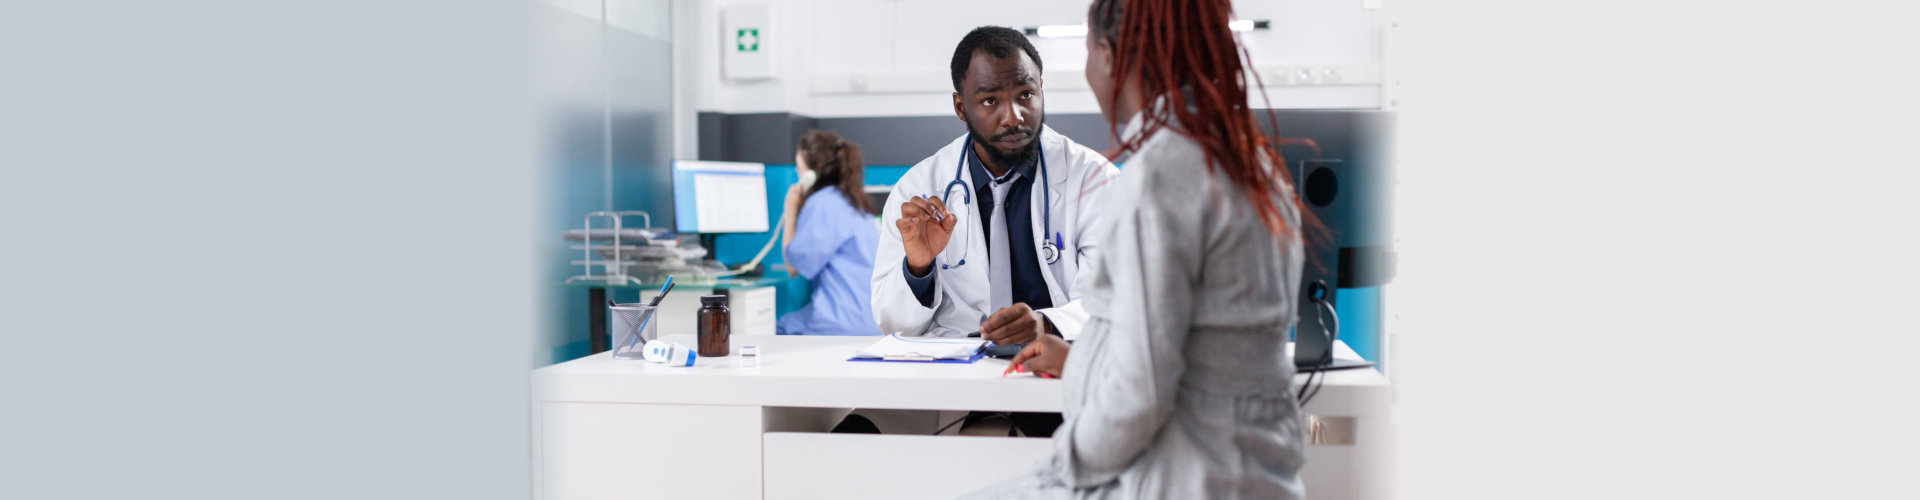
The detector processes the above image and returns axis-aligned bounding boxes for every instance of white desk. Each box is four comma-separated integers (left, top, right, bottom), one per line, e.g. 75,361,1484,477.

533,334,1393,500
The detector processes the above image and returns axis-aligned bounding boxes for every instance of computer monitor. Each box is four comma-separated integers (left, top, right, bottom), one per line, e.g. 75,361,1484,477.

862,185,891,221
672,160,769,233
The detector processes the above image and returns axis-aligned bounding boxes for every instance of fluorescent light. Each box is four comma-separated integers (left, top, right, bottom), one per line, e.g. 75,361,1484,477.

1229,20,1255,32
1034,24,1088,38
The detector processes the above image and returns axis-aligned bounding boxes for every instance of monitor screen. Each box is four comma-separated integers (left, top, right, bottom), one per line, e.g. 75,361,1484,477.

672,160,769,233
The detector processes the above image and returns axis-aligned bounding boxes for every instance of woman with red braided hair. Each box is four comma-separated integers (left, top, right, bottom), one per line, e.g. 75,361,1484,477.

967,0,1313,497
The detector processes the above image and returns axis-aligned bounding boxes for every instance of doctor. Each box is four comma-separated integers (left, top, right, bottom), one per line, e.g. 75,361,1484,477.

872,26,1119,344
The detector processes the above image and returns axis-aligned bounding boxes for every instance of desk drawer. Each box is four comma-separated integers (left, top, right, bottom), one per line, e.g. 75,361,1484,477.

540,402,762,500
762,432,1051,499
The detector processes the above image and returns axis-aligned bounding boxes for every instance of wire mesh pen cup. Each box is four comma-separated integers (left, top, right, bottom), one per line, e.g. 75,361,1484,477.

609,303,660,360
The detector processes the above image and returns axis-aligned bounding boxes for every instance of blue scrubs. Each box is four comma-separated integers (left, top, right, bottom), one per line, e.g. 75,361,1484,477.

776,186,882,336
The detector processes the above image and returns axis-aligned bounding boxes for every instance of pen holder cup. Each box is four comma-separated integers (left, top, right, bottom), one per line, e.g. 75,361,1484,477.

609,303,660,360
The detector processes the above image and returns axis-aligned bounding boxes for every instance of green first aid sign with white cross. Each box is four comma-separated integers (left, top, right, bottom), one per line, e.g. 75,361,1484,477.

736,28,759,52
721,5,770,79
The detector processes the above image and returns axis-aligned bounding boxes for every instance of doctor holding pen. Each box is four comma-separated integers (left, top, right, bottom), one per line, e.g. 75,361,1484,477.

974,0,1320,498
774,130,881,336
871,26,1119,345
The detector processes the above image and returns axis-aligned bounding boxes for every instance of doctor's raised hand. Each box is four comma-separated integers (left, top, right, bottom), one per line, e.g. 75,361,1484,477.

896,195,957,276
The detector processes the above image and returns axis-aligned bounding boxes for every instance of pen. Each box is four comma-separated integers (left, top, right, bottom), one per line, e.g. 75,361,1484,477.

634,276,676,331
646,276,676,306
619,277,678,353
1001,363,1057,379
921,194,944,221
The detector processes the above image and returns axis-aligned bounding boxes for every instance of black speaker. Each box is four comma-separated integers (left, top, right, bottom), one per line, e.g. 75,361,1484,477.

1291,159,1342,368
1269,111,1394,370
1288,156,1394,371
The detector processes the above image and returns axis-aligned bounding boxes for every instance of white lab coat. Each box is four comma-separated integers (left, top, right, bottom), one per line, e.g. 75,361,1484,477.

871,126,1119,339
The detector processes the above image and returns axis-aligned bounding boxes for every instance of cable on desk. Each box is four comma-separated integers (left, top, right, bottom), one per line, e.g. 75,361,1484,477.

1297,285,1338,408
934,412,972,436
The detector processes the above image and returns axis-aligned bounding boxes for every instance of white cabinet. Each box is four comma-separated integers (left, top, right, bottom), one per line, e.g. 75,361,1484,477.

650,285,779,338
534,335,1393,500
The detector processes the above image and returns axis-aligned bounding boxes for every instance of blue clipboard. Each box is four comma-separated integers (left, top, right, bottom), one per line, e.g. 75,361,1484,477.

846,349,988,364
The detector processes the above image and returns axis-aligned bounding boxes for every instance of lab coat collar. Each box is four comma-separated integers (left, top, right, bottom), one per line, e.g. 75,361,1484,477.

965,140,1036,186
1039,125,1068,188
946,126,1068,201
1037,126,1065,218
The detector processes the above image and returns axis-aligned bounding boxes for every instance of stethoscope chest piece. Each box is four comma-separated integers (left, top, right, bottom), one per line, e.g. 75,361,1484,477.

1042,231,1064,265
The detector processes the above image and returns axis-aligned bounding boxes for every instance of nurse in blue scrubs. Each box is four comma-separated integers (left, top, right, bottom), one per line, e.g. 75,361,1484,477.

776,130,882,336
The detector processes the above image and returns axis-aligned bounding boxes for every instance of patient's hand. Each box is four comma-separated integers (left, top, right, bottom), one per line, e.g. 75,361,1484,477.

1007,334,1069,378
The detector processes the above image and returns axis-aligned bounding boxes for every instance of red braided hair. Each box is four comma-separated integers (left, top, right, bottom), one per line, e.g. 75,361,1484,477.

1089,0,1318,239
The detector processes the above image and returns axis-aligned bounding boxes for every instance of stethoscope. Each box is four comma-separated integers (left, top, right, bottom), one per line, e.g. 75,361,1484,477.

938,133,1061,270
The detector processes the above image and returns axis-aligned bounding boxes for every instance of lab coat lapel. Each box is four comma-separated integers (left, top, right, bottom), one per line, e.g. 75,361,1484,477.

1032,130,1069,306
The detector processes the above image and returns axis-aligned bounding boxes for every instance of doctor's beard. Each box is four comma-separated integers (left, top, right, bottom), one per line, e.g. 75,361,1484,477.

970,116,1044,170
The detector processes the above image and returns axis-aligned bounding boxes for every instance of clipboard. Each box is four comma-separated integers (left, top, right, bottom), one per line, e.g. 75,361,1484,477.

846,349,988,364
846,333,989,364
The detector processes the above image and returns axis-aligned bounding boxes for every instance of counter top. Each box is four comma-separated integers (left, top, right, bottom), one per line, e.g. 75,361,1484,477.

534,334,1387,415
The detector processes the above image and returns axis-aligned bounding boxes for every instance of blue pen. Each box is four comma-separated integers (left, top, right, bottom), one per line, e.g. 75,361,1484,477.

647,276,676,307
921,194,944,221
618,277,677,353
636,276,676,330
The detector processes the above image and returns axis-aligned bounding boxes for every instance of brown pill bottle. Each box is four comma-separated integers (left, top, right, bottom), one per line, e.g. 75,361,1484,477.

696,294,731,357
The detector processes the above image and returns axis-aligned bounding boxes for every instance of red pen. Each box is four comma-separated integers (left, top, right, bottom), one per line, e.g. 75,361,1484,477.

1002,364,1058,379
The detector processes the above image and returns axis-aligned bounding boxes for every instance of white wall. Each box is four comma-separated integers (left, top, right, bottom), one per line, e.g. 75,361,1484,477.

686,0,1395,118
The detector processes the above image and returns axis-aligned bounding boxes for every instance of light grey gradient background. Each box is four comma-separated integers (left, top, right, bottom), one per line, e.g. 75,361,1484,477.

3,1,1918,499
2,1,537,498
1389,1,1919,498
